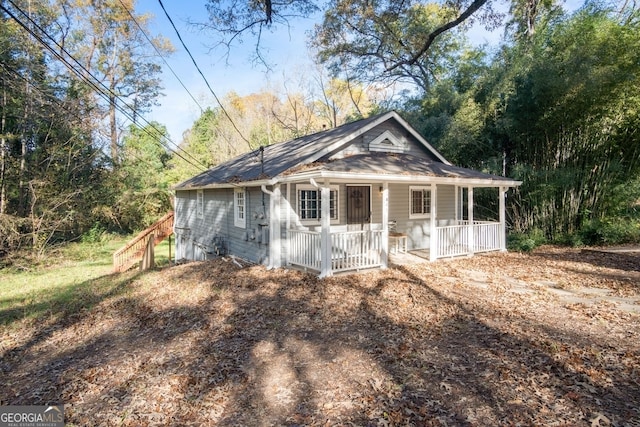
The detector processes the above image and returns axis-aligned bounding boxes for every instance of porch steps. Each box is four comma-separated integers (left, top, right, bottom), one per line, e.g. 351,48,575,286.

112,211,174,273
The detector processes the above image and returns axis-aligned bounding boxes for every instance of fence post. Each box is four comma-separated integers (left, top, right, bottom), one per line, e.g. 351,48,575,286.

140,234,155,271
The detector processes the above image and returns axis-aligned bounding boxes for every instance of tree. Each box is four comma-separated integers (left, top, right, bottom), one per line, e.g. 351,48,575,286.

58,0,172,162
472,5,640,238
107,123,172,231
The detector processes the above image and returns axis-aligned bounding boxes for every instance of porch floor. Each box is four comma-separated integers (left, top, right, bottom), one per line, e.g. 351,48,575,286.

389,249,431,266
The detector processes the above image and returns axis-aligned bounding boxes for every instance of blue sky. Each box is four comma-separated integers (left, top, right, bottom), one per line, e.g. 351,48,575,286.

136,0,584,145
137,0,318,143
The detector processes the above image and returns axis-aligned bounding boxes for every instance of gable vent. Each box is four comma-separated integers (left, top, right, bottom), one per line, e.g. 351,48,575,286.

369,130,408,153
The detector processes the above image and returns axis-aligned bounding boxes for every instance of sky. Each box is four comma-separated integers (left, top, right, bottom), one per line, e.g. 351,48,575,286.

136,0,319,144
135,0,584,146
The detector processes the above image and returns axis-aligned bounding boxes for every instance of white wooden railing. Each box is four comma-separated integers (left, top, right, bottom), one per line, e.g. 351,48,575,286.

288,230,322,271
331,230,383,273
287,229,383,273
436,221,502,258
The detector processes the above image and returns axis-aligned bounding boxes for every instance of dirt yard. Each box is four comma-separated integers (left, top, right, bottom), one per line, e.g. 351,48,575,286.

1,246,639,426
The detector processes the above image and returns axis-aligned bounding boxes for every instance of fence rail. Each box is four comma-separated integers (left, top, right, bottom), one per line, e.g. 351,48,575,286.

287,229,321,271
288,229,383,274
331,230,383,273
113,211,174,272
436,221,501,258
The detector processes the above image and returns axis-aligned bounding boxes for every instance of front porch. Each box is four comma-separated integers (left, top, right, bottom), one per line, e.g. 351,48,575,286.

264,173,515,278
285,219,504,276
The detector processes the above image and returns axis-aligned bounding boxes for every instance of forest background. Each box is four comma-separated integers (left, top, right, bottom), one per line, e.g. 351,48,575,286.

0,0,639,260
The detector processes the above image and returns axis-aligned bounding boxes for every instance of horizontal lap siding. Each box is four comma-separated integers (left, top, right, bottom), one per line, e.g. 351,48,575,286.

174,188,269,265
437,185,456,225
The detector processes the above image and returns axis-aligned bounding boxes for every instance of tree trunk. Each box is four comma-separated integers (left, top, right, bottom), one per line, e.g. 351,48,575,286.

110,91,118,163
0,79,6,214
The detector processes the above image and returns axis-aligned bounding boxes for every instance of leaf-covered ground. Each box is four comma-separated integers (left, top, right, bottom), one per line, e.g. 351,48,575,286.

1,246,639,426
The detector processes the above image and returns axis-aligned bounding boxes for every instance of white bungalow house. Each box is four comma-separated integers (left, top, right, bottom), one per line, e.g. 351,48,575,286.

172,111,521,277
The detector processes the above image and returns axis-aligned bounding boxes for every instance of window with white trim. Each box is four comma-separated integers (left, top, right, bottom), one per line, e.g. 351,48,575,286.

409,186,431,218
297,185,338,222
234,188,246,228
196,190,204,219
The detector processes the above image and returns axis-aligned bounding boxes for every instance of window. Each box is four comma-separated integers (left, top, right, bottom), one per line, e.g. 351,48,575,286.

410,186,431,218
196,190,204,219
298,185,338,222
234,188,246,228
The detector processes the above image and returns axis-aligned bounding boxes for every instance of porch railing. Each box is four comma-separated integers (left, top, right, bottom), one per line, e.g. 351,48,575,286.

331,229,383,273
287,229,383,273
436,220,502,258
288,230,321,271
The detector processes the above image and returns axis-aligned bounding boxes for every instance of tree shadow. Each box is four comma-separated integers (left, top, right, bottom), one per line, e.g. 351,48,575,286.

2,260,639,425
531,247,640,273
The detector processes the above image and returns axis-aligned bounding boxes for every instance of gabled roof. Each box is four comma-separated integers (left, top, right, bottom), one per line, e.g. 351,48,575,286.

173,111,519,189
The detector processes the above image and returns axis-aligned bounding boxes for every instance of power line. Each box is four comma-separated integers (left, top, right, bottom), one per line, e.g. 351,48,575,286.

116,0,206,115
156,0,253,150
0,62,166,173
1,0,208,171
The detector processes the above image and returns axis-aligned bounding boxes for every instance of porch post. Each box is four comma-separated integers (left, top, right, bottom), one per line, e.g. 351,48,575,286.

320,183,332,278
429,183,438,261
269,184,282,268
381,182,389,269
285,183,292,264
467,186,475,255
499,186,507,251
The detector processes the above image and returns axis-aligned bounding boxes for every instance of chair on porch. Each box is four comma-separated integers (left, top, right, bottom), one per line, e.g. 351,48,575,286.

388,220,407,254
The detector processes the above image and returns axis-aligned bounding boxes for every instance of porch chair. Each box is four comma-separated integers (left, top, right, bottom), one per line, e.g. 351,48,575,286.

388,220,407,254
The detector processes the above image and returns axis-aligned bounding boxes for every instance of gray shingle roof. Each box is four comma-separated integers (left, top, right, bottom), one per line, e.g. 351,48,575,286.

174,114,386,189
289,152,515,182
173,111,519,189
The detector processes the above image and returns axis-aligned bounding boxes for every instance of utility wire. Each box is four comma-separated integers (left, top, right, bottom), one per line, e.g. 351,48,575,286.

116,0,205,115
156,0,253,150
0,62,171,173
2,0,208,171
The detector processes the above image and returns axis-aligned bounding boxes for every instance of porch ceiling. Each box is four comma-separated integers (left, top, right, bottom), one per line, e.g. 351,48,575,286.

282,153,521,187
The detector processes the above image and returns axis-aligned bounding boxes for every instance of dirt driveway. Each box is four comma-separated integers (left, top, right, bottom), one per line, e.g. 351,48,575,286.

1,246,639,426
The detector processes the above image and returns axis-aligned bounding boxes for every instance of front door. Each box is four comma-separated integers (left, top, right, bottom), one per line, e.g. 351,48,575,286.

347,186,371,225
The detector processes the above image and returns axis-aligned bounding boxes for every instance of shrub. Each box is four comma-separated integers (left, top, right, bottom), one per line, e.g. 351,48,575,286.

81,223,107,244
578,218,640,246
508,228,547,252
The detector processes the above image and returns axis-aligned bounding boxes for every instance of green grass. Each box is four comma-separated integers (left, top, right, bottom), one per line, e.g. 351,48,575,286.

0,235,176,326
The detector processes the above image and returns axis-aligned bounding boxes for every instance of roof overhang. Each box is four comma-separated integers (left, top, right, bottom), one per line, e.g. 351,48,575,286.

173,171,521,192
277,170,522,188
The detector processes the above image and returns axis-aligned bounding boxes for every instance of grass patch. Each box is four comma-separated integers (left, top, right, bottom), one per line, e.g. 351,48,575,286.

0,235,175,326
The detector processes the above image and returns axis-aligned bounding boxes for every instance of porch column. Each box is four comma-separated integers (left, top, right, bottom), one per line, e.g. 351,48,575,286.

429,183,438,261
467,186,474,255
269,184,282,268
319,182,332,278
285,183,292,264
499,186,507,251
381,182,389,269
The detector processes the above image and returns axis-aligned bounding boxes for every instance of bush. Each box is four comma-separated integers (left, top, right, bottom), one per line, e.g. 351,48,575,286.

507,228,547,252
81,223,108,244
577,218,640,246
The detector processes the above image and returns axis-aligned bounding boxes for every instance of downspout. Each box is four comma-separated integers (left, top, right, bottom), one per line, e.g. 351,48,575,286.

261,184,282,269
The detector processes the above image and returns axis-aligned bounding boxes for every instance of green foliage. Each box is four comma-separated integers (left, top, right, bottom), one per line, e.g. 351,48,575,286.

466,6,640,241
576,217,640,246
81,223,107,244
508,228,547,252
107,123,173,233
313,0,473,92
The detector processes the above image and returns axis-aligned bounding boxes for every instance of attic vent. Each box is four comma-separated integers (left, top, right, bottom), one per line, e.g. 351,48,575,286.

369,130,407,153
